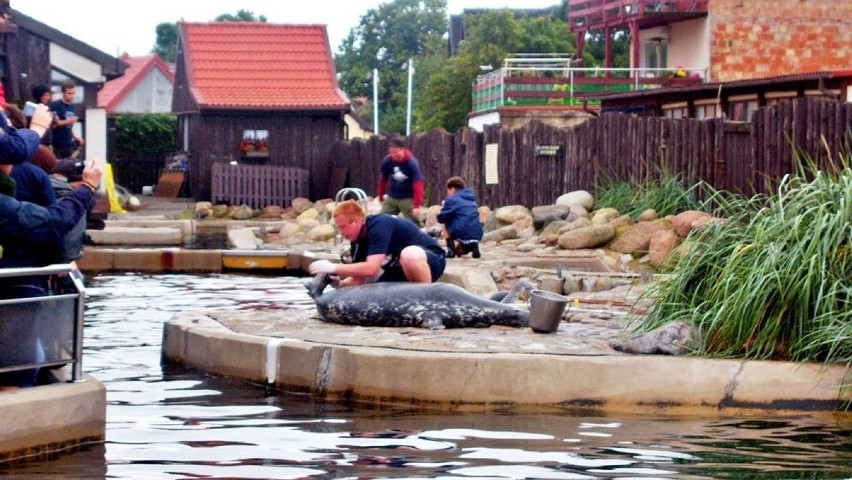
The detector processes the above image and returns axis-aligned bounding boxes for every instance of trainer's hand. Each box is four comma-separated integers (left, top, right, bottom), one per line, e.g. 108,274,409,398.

309,259,337,275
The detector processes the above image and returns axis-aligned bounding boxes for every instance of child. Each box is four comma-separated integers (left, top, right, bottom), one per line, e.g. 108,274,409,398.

437,176,483,258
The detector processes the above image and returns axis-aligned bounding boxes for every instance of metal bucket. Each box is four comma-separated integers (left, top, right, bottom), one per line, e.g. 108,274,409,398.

528,289,568,333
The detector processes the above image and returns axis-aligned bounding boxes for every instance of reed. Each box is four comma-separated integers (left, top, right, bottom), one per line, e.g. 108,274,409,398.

639,152,851,371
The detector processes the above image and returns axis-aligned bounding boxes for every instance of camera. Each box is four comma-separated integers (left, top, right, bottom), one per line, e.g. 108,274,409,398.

73,161,85,176
23,101,38,117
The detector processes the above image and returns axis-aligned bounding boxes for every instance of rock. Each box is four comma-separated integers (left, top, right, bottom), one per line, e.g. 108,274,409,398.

555,190,594,210
212,204,230,218
608,219,671,256
290,197,314,215
531,204,572,229
671,210,711,237
307,224,335,241
297,207,320,222
228,227,262,249
638,209,658,221
591,207,620,225
195,201,213,219
494,205,532,225
557,224,616,250
297,217,320,230
608,321,695,355
230,204,254,220
482,224,518,243
649,229,680,267
557,217,592,234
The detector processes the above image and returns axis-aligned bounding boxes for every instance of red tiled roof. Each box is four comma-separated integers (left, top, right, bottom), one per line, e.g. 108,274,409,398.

97,53,175,112
180,22,349,110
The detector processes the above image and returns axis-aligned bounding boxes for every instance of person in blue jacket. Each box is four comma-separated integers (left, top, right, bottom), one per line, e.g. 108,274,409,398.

0,156,101,388
437,176,483,258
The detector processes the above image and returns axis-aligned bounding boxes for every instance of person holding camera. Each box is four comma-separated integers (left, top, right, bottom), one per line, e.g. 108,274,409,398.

28,85,56,147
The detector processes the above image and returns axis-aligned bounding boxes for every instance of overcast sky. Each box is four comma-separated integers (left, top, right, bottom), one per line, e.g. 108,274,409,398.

16,0,559,57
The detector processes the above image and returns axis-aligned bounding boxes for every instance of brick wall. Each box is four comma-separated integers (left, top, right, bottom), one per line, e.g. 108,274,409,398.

710,0,852,81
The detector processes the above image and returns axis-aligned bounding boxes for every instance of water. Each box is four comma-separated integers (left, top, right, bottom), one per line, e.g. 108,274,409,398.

4,273,851,479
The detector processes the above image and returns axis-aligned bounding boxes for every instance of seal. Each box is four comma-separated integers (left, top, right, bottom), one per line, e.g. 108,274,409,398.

307,276,531,329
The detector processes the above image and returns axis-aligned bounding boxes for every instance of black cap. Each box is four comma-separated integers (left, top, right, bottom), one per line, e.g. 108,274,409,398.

32,85,50,102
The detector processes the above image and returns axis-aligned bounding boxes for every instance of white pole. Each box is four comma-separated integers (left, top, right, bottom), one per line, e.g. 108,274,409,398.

372,68,379,134
406,58,414,136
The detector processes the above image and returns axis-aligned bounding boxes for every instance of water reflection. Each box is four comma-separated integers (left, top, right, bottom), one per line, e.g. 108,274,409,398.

3,272,850,479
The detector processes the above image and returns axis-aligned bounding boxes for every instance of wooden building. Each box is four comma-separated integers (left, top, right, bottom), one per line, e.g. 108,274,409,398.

171,21,350,203
4,9,127,161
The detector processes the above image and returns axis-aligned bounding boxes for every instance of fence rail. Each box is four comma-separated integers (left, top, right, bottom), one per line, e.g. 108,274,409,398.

0,264,86,383
211,163,310,209
319,98,852,208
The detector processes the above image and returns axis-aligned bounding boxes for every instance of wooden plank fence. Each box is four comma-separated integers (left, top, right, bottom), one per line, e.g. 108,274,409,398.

314,97,852,209
211,163,309,209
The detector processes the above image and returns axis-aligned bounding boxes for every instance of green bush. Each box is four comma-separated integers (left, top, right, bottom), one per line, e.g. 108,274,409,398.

595,169,701,218
114,113,177,157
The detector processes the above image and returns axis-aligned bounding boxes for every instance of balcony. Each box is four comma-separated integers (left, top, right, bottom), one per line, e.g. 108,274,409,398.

568,0,709,31
472,55,706,113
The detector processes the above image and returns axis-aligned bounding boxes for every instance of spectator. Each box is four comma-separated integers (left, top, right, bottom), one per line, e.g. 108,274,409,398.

309,199,446,285
49,80,84,158
0,159,101,388
376,137,424,225
30,84,56,147
437,176,483,258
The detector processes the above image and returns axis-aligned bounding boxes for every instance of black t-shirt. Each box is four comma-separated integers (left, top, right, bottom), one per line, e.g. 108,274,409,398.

351,214,442,269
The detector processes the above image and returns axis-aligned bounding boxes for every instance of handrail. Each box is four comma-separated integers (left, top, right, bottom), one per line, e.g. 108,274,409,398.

472,62,708,111
0,263,86,383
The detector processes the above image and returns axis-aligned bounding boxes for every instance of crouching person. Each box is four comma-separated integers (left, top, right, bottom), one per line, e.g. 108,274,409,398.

437,176,483,258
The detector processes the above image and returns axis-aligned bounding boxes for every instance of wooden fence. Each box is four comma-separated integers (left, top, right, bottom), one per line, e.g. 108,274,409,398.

317,98,852,208
211,163,309,209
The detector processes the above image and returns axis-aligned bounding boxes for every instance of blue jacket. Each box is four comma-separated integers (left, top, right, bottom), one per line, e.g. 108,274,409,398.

437,188,483,241
10,161,56,206
0,113,41,165
0,188,95,289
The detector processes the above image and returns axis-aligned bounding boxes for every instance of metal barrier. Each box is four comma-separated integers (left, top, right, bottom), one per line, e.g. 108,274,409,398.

0,264,86,383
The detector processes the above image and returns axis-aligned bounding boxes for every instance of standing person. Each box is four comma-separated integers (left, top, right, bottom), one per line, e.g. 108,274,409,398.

309,200,446,286
437,176,483,258
376,137,424,225
30,84,55,147
49,80,84,158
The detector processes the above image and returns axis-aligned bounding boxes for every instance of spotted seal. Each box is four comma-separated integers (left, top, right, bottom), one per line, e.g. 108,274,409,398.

307,275,532,329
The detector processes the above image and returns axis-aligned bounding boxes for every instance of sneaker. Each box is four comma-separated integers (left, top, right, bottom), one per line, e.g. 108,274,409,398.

446,248,456,258
472,245,481,258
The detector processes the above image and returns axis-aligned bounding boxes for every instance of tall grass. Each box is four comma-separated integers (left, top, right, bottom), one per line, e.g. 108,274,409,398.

595,168,701,218
638,154,851,369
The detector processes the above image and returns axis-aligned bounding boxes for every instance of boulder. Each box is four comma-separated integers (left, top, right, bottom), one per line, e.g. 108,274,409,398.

671,210,712,237
608,219,671,256
307,224,336,241
555,190,594,210
230,204,254,220
494,205,532,225
649,229,680,267
290,197,314,215
557,224,615,250
591,207,620,225
531,204,572,229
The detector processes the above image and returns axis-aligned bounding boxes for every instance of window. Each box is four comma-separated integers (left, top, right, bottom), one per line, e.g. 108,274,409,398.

694,100,720,120
727,95,759,121
663,101,687,119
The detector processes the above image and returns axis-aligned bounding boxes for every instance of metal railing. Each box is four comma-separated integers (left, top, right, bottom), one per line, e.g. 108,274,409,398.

0,264,87,383
472,55,708,112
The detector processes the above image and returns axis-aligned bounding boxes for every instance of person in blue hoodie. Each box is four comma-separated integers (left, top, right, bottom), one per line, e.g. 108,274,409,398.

437,176,483,258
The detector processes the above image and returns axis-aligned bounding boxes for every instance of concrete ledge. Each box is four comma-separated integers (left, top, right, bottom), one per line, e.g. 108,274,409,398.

0,375,105,461
162,315,850,415
78,248,223,273
87,226,185,246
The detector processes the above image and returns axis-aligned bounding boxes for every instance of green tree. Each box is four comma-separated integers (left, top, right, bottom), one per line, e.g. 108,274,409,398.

152,22,179,63
417,9,577,133
334,0,447,135
215,10,267,22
